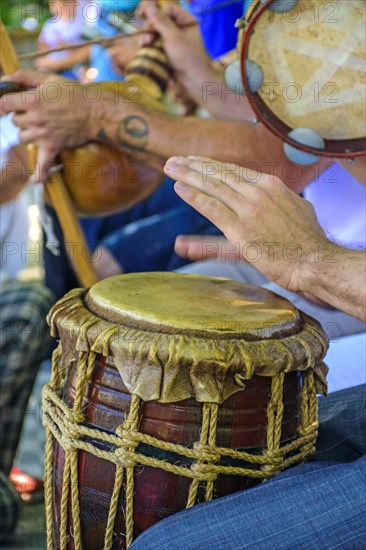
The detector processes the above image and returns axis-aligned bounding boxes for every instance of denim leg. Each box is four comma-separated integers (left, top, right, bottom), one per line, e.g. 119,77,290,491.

43,178,182,297
130,457,366,550
80,176,181,250
130,386,366,550
100,205,221,273
312,385,366,463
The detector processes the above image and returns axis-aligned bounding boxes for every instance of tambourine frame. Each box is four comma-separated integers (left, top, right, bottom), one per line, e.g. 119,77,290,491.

240,0,366,158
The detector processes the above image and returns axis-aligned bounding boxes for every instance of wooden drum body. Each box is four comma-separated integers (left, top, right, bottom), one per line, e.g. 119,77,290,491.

43,273,328,549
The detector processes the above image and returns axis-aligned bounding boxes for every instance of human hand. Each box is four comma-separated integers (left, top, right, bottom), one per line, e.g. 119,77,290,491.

165,156,330,294
0,70,95,181
175,235,242,262
139,2,211,85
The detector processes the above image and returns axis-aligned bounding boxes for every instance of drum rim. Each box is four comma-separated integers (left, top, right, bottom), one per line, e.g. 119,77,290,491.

47,280,329,405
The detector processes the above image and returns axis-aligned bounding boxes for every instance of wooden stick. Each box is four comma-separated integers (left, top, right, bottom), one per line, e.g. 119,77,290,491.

44,171,99,288
18,22,197,62
0,20,99,288
0,21,20,73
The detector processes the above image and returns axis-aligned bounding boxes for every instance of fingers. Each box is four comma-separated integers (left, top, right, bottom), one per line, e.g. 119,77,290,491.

138,31,156,48
137,0,158,17
139,1,195,26
165,156,241,212
0,90,35,117
1,69,51,87
175,234,223,260
12,111,43,129
171,156,276,191
33,146,58,183
143,5,181,43
175,235,240,262
173,178,238,238
160,3,197,26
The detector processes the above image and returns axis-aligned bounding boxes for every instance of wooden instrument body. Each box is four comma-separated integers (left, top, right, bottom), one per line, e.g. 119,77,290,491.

0,81,166,217
1,12,174,217
59,82,166,216
61,143,163,216
44,273,328,549
53,357,300,549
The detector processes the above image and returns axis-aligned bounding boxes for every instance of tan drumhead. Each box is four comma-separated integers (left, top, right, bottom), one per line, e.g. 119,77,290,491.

85,272,300,338
248,0,366,139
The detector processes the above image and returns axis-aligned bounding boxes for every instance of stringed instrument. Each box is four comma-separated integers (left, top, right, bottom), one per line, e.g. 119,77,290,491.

0,0,180,217
0,20,100,287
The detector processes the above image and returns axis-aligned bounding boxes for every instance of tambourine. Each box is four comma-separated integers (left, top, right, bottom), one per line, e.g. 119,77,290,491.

226,0,366,165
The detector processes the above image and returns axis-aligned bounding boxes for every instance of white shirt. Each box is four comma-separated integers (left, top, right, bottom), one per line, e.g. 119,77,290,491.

304,162,366,249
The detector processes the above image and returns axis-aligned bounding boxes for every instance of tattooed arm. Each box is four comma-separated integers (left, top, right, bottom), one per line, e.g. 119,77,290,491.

92,97,329,192
0,70,327,190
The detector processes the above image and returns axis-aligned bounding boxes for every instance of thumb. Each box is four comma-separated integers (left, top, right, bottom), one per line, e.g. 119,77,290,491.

174,235,221,261
175,235,241,262
144,6,181,44
1,69,51,87
33,146,58,183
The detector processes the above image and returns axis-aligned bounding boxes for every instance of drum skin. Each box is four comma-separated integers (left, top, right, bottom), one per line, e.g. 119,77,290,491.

53,356,301,550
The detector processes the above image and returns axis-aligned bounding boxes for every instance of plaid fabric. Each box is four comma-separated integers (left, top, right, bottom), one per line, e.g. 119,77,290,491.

0,469,22,541
0,281,54,474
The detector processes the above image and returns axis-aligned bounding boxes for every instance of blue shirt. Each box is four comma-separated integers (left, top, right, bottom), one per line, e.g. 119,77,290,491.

187,0,244,58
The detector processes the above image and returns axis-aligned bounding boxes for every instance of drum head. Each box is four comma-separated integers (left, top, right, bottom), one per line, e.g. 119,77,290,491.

242,0,366,155
85,272,300,339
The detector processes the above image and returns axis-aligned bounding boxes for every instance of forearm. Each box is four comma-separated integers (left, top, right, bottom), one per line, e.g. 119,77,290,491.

37,47,90,72
301,246,366,321
177,64,251,121
91,101,324,189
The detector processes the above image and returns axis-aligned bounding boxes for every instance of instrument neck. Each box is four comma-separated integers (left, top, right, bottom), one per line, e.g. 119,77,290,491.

124,0,178,99
125,37,172,100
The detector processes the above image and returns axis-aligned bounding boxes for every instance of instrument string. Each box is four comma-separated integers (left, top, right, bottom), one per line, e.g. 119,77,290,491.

18,0,244,61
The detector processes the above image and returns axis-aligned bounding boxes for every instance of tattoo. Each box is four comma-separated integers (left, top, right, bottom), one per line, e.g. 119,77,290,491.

97,128,110,143
97,115,149,153
117,115,149,152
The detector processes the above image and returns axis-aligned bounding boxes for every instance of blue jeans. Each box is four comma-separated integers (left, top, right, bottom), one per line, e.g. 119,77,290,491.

130,385,366,550
98,183,221,273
